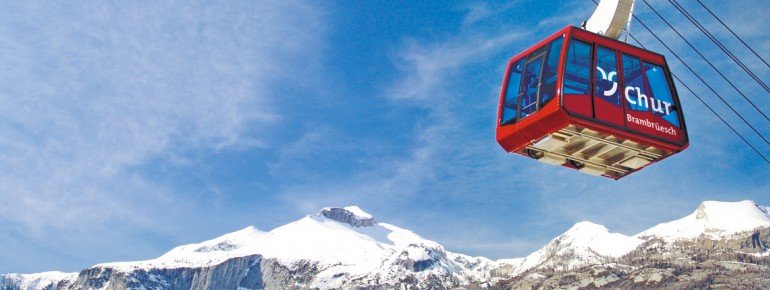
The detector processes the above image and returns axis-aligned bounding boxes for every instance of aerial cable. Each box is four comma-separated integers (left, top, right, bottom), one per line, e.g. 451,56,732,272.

695,0,770,71
671,74,770,165
669,0,770,99
640,0,770,126
625,31,770,165
588,0,770,164
627,11,770,147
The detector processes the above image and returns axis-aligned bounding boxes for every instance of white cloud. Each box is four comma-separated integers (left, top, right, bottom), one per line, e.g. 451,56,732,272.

272,30,528,213
461,3,493,26
364,0,770,260
271,4,599,259
0,0,324,272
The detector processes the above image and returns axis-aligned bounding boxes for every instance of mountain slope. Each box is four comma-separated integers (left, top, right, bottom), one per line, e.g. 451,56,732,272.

498,201,770,289
24,206,508,289
3,201,770,289
637,200,770,240
512,221,643,275
0,271,76,290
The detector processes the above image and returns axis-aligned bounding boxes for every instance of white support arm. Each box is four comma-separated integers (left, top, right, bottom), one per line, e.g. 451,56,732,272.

584,0,636,40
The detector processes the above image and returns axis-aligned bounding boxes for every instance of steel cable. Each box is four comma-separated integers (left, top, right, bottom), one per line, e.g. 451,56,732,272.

589,0,770,164
671,0,770,95
630,11,770,147
624,33,770,165
641,0,770,126
695,0,770,71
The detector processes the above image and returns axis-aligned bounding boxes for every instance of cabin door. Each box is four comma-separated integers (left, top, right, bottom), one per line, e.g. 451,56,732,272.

592,45,625,127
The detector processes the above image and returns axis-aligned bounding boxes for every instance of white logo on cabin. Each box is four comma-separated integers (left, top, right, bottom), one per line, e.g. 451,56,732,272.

596,67,673,116
596,67,617,97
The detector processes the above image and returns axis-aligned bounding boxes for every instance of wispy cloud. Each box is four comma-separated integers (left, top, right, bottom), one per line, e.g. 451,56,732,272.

272,2,602,259
285,0,770,260
4,0,769,274
0,0,324,272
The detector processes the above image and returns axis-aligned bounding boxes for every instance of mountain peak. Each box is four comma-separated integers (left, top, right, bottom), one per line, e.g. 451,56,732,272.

695,200,765,221
319,206,376,227
638,200,770,240
513,221,643,275
0,271,77,290
565,221,609,234
557,221,642,258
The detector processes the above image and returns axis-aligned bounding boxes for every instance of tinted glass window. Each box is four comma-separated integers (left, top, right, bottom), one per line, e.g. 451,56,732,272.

500,36,564,125
563,40,591,95
501,58,525,125
644,62,680,127
595,46,620,107
622,54,649,112
540,37,564,106
520,55,544,119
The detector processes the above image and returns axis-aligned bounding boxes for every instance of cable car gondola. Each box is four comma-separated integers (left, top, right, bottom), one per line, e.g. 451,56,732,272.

495,25,688,179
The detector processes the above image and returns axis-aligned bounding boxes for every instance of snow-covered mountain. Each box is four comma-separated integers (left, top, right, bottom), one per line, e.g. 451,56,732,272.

637,200,770,240
0,272,76,290
501,200,770,282
511,221,644,275
3,201,770,289
186,205,499,287
1,206,507,289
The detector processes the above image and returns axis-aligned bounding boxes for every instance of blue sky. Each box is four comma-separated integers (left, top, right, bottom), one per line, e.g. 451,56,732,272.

1,0,769,273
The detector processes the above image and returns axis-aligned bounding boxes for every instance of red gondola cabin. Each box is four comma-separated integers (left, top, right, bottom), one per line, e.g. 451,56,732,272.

496,26,688,179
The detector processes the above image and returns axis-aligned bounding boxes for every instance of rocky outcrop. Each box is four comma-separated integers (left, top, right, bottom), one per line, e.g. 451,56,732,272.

5,201,770,290
11,249,487,289
320,207,375,227
65,255,321,290
0,272,75,290
497,228,770,289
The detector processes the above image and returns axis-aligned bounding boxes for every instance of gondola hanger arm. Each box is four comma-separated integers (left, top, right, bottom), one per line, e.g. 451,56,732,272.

583,0,636,40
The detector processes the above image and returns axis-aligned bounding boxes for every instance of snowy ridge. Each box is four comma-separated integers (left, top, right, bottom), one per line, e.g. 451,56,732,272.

512,200,770,276
97,226,265,269
320,206,376,227
0,271,77,290
90,206,498,288
511,221,643,275
6,200,770,289
637,200,770,240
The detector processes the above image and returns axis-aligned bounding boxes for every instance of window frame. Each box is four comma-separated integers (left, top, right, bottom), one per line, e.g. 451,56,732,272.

561,38,594,96
594,45,623,108
517,49,548,121
642,61,681,128
499,35,565,126
556,26,688,147
561,32,688,146
621,53,652,113
499,58,527,125
539,37,565,108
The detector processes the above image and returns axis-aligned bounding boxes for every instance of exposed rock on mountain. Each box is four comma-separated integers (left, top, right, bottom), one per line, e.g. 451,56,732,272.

0,272,76,290
510,221,644,276
3,201,770,289
2,206,506,289
497,201,770,289
320,206,376,227
637,200,770,240
498,231,770,289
